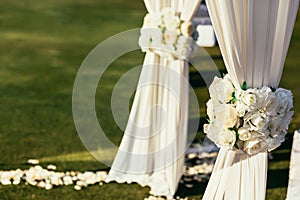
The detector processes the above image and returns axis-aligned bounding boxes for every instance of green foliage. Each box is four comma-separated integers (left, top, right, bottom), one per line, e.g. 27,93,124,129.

241,81,247,90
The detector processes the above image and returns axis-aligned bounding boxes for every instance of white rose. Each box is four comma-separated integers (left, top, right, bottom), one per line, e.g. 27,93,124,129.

222,76,235,103
182,44,192,58
236,88,259,111
209,75,235,104
175,36,186,58
149,28,163,46
176,39,193,58
180,21,194,37
143,13,162,28
206,99,214,120
143,14,152,28
138,33,150,52
183,37,194,58
238,127,262,141
261,89,280,116
214,104,237,129
139,28,162,51
243,90,258,107
164,29,178,45
243,137,268,155
268,115,282,132
209,76,224,103
177,35,187,46
204,123,222,144
163,14,180,31
238,127,251,141
223,105,238,128
218,129,236,149
244,112,268,131
275,88,293,114
236,101,247,117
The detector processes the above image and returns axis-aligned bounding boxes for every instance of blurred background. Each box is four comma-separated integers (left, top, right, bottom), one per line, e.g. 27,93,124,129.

0,0,299,199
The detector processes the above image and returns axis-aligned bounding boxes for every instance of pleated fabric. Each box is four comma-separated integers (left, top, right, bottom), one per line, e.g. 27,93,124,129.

106,0,201,198
203,0,299,199
286,131,300,200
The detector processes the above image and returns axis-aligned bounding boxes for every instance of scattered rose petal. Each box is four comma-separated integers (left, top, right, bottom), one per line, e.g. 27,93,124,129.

45,182,53,190
74,185,81,190
1,179,11,185
47,165,57,170
37,181,46,188
27,159,39,165
63,175,73,185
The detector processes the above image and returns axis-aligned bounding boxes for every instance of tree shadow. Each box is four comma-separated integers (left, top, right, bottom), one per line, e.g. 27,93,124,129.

269,152,291,162
175,178,207,197
188,117,207,135
189,67,227,89
210,55,223,60
277,134,293,151
267,168,289,189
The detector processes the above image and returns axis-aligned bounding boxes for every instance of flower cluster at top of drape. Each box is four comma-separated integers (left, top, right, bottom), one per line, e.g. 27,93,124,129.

138,7,198,60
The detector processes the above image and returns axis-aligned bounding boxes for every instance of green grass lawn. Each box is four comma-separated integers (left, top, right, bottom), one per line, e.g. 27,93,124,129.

0,0,299,199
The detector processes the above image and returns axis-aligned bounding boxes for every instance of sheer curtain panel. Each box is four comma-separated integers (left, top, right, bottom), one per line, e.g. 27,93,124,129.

203,0,299,199
106,0,201,198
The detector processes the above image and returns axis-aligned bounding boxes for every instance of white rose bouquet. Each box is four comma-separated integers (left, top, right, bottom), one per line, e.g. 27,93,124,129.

204,74,294,155
138,8,198,60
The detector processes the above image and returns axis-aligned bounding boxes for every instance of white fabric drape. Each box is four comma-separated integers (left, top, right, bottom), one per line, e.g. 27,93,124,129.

203,0,299,199
106,0,201,198
286,130,300,200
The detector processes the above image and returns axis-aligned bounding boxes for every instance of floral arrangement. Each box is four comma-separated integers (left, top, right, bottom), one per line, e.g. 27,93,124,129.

138,8,198,60
204,74,294,155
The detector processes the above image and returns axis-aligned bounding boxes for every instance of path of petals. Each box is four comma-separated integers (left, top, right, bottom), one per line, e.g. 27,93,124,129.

0,149,217,199
0,162,107,190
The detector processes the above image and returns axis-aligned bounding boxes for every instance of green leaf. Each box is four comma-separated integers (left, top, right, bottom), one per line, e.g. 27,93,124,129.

271,87,276,92
206,118,210,123
230,96,237,104
241,81,247,90
234,143,239,149
234,131,240,149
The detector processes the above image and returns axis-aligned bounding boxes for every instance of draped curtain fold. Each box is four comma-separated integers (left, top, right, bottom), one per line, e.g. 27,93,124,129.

203,0,299,199
107,0,201,198
287,131,300,200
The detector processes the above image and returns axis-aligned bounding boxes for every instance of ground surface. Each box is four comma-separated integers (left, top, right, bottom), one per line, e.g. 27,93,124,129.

0,0,299,199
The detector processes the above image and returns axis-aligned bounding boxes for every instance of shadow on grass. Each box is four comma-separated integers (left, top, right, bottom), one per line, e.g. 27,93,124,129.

267,168,289,189
210,55,223,61
175,179,206,198
277,134,293,151
188,117,208,134
189,68,227,89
